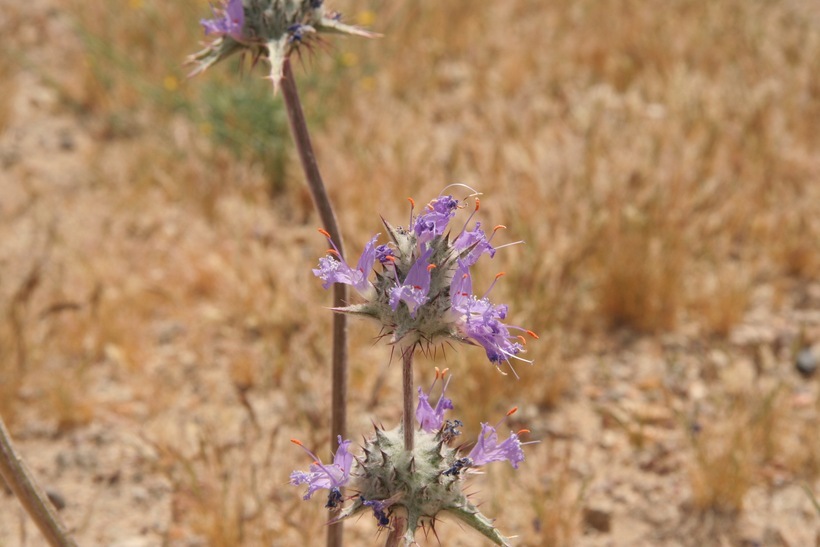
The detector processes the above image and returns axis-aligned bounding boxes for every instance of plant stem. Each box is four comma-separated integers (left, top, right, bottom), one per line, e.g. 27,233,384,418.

0,416,77,547
402,348,414,452
384,513,407,547
280,58,348,547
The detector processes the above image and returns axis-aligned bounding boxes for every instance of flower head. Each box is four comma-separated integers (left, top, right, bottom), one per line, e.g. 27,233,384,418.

307,375,535,546
313,187,536,374
188,0,379,90
289,436,353,506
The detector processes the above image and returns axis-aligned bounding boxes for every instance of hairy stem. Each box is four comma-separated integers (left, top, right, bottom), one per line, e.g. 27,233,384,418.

0,416,77,547
402,348,414,452
280,58,348,547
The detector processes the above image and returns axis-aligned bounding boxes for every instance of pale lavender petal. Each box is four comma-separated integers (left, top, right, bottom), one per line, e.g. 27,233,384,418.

468,423,525,469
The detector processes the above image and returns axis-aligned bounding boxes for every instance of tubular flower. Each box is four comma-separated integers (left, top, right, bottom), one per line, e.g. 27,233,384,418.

313,189,535,373
312,234,378,297
415,371,453,432
188,0,379,89
289,436,353,506
468,423,526,469
389,247,434,317
450,263,526,367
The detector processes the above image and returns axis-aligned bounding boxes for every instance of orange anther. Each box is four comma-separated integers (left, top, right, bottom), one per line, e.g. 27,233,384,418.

441,368,449,377
517,429,531,435
290,439,304,446
327,249,340,257
407,197,416,209
318,229,331,239
493,224,507,233
506,407,518,416
385,255,397,263
435,366,441,378
475,197,481,211
495,272,506,280
427,264,437,272
526,330,540,339
516,335,527,346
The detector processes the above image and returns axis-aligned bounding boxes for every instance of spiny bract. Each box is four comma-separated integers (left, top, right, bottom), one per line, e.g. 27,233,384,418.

291,372,533,546
188,0,377,88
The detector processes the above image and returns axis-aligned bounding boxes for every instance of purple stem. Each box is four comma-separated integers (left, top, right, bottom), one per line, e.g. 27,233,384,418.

280,58,348,547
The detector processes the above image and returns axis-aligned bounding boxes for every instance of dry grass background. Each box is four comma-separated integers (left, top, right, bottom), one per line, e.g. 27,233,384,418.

1,0,819,545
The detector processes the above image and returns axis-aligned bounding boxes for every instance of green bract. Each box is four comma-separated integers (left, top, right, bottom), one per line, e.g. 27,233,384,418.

337,425,512,546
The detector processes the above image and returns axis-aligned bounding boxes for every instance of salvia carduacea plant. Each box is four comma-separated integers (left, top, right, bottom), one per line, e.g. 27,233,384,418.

189,0,378,90
292,189,539,545
188,3,378,546
189,2,538,544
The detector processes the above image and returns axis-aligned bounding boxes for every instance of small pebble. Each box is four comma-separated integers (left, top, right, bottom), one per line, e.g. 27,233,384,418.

46,488,66,511
795,348,817,378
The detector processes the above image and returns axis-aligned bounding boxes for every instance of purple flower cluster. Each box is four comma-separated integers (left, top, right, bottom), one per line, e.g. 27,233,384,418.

415,373,527,471
312,193,537,373
290,374,532,520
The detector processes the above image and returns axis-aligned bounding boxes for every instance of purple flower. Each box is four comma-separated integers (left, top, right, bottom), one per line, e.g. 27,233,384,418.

453,222,496,267
290,436,354,502
201,0,245,42
450,264,526,367
313,233,378,297
468,423,525,469
413,196,459,244
375,244,395,265
361,497,391,527
389,247,434,317
416,374,454,432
